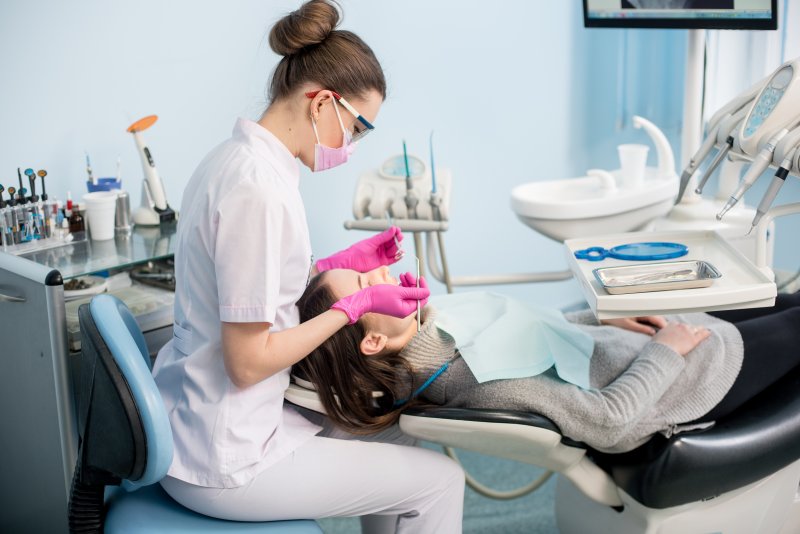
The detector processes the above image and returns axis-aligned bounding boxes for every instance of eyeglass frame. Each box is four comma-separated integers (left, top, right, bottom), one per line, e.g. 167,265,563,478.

305,90,375,142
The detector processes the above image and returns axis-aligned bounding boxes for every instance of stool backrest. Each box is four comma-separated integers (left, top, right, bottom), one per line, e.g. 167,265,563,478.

83,294,173,489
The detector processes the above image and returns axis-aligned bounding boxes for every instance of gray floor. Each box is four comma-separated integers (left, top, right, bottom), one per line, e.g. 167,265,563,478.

318,444,559,533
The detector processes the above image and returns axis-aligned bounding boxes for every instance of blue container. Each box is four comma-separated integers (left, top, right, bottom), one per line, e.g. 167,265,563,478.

86,178,121,192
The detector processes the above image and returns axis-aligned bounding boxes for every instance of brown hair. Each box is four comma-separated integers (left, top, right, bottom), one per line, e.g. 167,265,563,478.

267,0,386,103
294,273,417,434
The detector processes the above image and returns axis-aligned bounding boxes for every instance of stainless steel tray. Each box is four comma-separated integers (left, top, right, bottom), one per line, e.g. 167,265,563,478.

593,260,722,295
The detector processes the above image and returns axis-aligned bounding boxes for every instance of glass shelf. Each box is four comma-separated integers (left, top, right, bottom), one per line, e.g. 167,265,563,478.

16,221,178,280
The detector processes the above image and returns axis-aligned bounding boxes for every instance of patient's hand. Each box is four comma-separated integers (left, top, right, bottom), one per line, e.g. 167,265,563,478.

651,322,711,356
601,315,667,335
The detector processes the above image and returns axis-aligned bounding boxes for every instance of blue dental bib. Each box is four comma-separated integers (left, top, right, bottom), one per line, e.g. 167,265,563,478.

429,292,594,388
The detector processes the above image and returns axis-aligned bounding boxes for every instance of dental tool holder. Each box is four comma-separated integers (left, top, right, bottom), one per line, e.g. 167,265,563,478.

351,164,452,222
671,56,800,278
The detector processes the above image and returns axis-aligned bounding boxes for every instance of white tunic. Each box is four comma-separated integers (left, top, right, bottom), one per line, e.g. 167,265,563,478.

153,118,321,488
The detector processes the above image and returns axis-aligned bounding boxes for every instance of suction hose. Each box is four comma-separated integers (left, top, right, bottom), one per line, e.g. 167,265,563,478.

68,463,105,534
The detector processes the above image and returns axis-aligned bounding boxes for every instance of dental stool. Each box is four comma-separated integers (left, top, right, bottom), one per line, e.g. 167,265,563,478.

69,294,322,533
286,365,800,533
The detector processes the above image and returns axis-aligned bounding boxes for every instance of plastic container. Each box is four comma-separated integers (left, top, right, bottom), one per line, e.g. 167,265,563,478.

83,191,118,240
86,178,122,193
617,144,649,188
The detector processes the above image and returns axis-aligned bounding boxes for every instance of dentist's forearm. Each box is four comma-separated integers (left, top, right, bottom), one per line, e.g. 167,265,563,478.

222,309,349,389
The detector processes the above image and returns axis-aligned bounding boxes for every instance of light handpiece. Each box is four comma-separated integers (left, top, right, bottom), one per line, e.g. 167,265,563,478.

717,129,788,220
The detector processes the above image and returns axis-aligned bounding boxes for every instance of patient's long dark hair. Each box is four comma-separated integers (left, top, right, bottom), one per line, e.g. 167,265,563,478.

294,273,417,434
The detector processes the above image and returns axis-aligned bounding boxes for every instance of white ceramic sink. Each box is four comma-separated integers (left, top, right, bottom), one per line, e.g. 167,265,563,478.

511,169,678,242
510,115,679,242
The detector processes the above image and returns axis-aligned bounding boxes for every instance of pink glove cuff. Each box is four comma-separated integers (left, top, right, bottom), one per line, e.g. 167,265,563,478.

315,257,335,273
331,300,358,324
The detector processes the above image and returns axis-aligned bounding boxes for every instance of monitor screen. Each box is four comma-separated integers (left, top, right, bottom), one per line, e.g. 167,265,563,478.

583,0,778,30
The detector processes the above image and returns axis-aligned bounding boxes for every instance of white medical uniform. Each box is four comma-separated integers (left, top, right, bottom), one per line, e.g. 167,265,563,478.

154,118,464,532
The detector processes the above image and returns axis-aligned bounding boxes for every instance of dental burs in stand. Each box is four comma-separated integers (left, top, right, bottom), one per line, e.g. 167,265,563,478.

716,128,788,220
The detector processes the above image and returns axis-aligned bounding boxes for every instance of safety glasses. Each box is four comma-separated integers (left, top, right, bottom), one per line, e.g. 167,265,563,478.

305,90,375,142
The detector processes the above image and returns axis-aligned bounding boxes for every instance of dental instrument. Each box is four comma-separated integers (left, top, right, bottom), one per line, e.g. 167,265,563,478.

693,129,736,195
127,115,177,225
16,168,24,202
402,140,424,273
428,131,453,293
7,186,16,207
416,256,421,332
692,111,748,196
402,140,419,219
717,128,788,220
676,103,754,203
384,211,404,261
116,156,121,182
24,168,37,203
749,147,798,234
37,170,48,201
85,152,96,185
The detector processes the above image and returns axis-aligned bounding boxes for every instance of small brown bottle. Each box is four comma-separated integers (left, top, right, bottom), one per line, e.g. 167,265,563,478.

66,193,86,240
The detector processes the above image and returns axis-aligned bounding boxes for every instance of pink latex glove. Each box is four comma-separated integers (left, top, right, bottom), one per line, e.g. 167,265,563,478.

331,283,430,325
316,227,404,273
399,272,428,297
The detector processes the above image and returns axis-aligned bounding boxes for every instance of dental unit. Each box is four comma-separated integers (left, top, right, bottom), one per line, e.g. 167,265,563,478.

285,55,800,534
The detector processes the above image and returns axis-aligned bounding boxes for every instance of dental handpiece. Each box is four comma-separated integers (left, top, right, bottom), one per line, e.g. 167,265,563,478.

694,136,734,195
717,129,788,221
694,112,747,195
750,147,798,232
677,122,723,203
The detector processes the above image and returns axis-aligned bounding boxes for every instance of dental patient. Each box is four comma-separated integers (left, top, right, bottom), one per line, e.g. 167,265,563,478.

295,267,800,453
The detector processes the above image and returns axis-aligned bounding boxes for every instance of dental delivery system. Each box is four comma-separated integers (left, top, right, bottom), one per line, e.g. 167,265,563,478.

676,57,800,234
127,115,177,226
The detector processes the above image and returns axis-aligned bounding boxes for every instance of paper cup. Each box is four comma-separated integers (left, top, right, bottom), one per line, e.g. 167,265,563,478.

617,144,649,188
83,191,118,240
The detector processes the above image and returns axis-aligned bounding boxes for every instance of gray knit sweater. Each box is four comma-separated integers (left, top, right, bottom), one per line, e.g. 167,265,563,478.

399,307,744,453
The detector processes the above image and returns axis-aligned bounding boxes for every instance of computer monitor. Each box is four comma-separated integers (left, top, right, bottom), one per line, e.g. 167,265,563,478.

583,0,778,30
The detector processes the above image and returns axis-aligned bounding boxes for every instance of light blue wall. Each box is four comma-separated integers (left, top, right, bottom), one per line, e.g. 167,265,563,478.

5,2,792,304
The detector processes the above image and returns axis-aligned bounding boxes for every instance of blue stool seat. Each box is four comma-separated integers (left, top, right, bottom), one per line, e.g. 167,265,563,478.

105,485,322,533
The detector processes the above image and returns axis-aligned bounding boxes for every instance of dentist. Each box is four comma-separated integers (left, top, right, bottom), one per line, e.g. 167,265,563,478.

152,1,464,531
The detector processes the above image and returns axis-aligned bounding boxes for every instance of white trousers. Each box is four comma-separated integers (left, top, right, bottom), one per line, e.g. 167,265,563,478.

160,434,464,533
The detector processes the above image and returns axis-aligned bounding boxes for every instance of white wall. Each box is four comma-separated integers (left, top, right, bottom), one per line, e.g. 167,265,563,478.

0,1,588,304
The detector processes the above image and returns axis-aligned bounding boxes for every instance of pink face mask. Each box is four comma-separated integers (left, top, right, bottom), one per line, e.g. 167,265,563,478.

311,100,357,172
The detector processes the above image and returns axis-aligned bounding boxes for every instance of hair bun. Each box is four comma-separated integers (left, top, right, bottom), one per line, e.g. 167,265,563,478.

269,0,341,56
